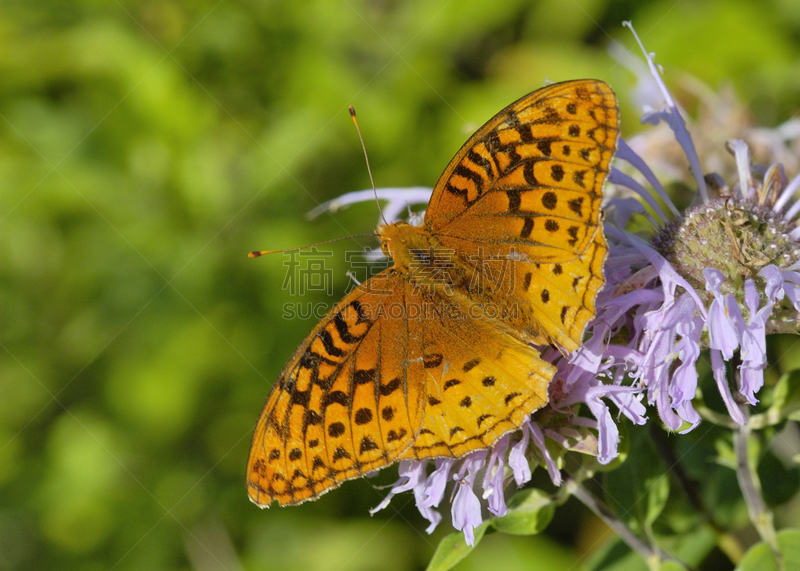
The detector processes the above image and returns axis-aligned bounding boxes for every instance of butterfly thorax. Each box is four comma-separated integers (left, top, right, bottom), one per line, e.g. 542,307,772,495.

377,222,466,292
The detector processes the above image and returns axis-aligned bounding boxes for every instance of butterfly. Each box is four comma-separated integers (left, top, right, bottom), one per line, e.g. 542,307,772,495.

247,79,619,507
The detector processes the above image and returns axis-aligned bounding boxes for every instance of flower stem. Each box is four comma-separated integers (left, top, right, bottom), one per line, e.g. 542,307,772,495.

568,480,684,570
734,402,782,566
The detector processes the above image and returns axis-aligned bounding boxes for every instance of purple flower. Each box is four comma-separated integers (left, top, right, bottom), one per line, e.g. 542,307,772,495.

595,24,800,438
450,452,487,545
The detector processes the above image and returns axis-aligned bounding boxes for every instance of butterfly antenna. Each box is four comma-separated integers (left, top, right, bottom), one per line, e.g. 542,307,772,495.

249,233,373,258
349,106,388,226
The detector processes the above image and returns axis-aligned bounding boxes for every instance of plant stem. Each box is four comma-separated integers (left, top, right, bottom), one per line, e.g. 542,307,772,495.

568,481,687,571
734,403,782,567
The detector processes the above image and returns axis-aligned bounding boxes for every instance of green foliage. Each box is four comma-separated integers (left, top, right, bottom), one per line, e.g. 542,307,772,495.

737,529,800,571
3,1,800,570
427,523,491,571
491,489,556,536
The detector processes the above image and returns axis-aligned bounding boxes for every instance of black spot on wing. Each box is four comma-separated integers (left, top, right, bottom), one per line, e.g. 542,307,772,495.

387,429,408,443
541,191,557,210
520,217,534,239
424,353,443,369
507,190,521,213
523,272,532,291
463,358,480,372
327,422,346,438
354,369,376,385
359,436,379,454
354,408,373,425
449,426,465,439
323,391,349,409
380,377,401,396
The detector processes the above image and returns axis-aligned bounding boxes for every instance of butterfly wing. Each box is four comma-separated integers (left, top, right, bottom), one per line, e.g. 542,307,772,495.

424,79,618,350
398,288,554,460
247,270,426,507
247,266,556,505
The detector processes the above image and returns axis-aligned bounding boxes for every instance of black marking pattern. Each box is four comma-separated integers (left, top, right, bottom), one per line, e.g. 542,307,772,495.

380,378,401,396
541,191,558,210
354,408,373,425
328,422,345,437
520,217,534,238
444,379,461,390
424,353,444,369
463,358,480,372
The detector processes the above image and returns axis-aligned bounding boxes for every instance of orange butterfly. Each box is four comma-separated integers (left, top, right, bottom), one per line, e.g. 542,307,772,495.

248,79,619,506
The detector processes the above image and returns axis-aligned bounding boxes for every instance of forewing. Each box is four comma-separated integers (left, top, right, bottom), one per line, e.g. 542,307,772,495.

425,79,618,263
425,79,617,350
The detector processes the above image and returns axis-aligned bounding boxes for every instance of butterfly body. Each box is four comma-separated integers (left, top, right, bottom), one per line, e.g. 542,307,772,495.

248,79,619,507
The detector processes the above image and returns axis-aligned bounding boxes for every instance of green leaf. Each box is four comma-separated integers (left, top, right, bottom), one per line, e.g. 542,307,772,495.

491,489,555,535
758,452,800,506
736,529,800,571
426,523,489,571
584,537,693,571
736,541,776,571
605,427,669,530
658,524,717,569
777,529,800,569
583,537,649,571
771,370,800,420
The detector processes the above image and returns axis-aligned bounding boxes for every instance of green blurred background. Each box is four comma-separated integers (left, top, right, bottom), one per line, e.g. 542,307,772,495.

2,1,800,569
